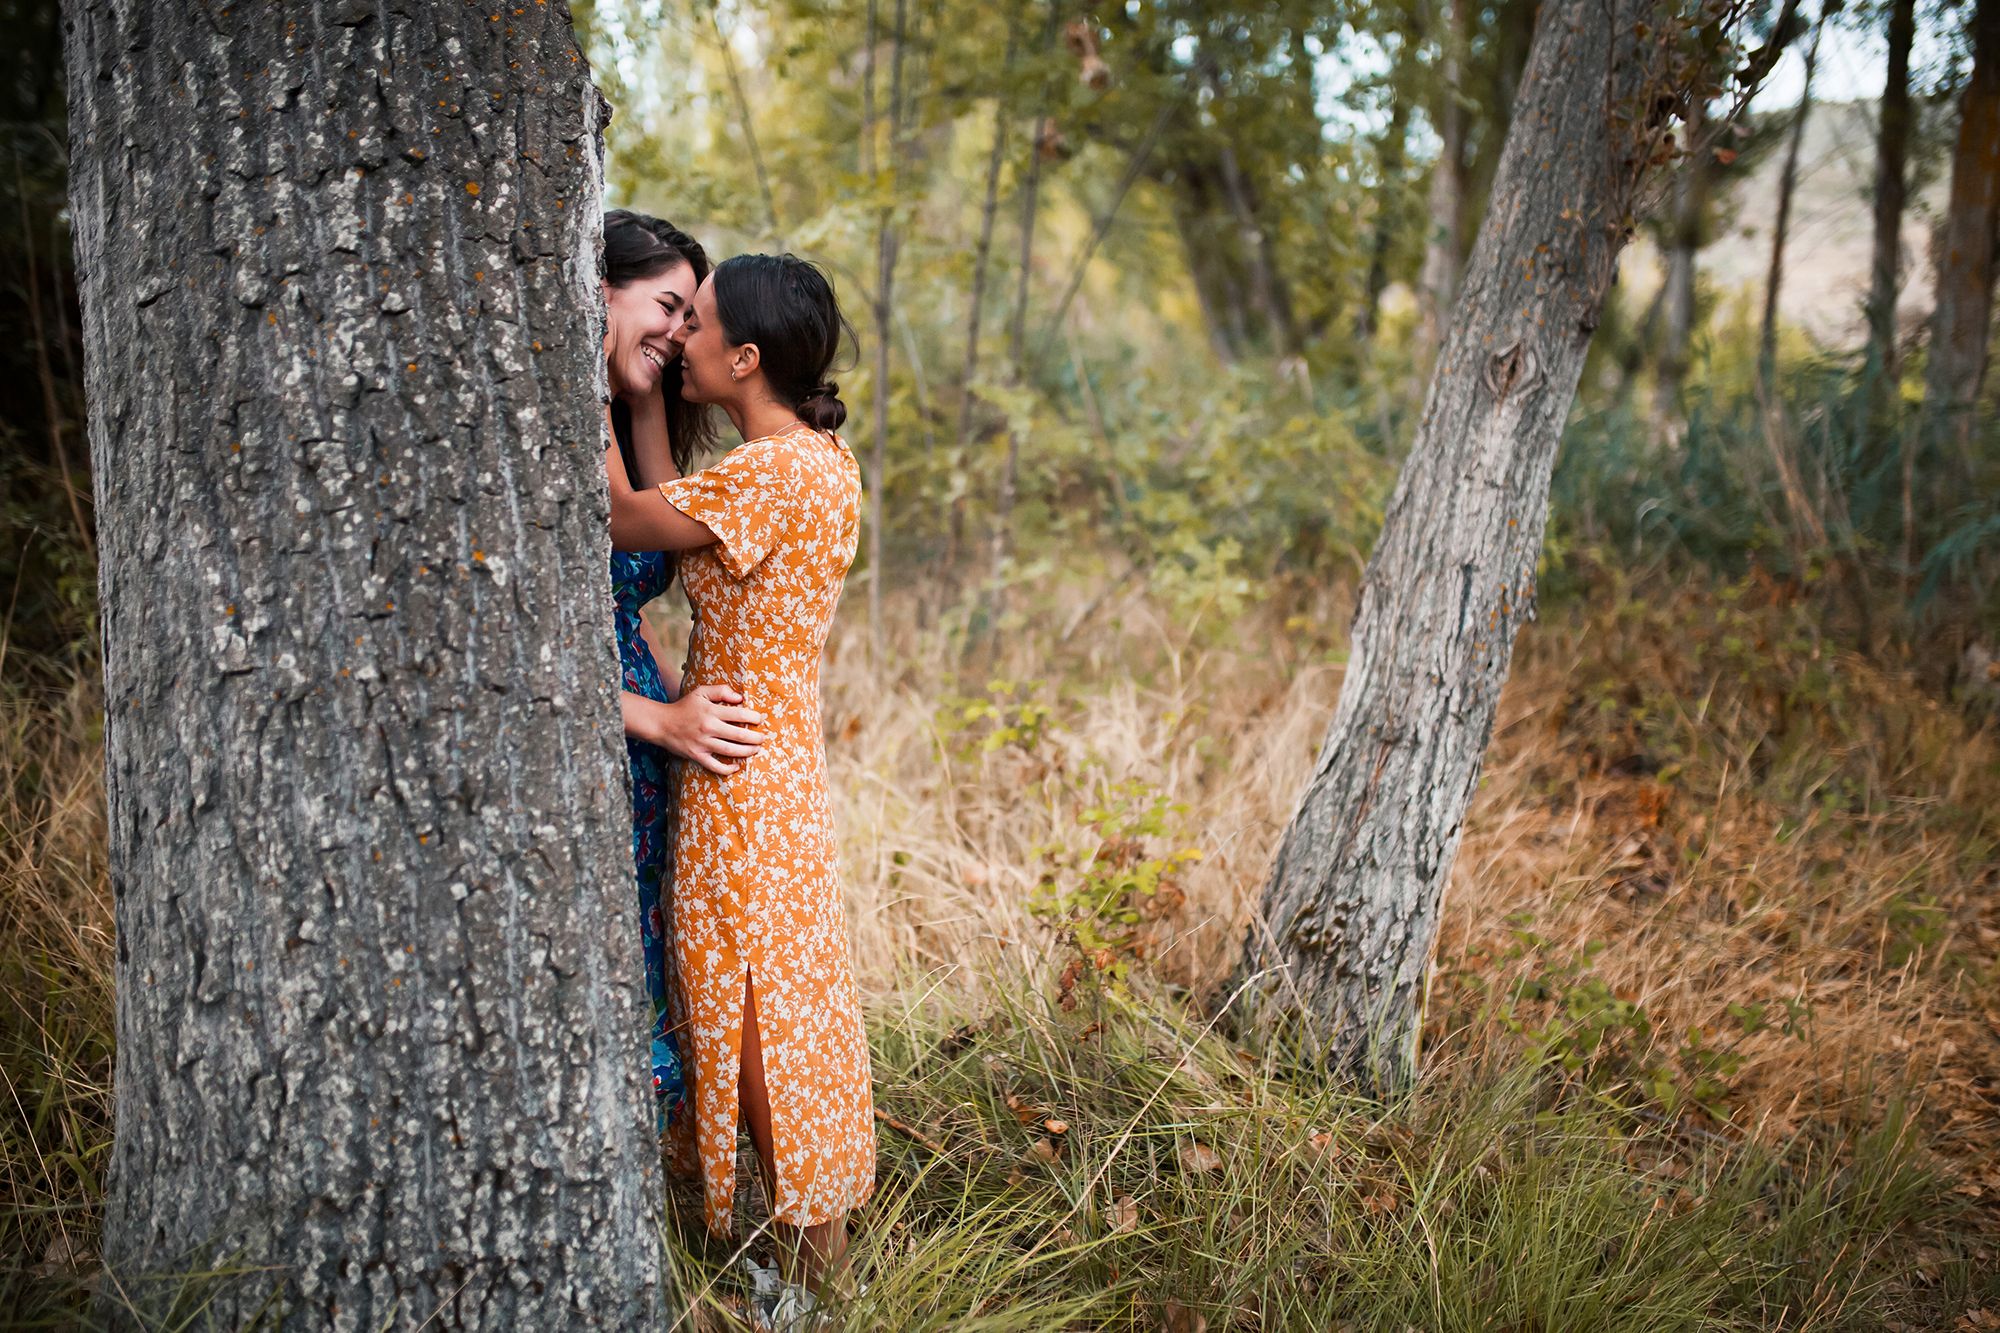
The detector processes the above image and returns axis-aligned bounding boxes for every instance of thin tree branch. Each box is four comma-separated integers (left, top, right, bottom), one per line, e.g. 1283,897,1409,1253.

707,0,781,245
1031,92,1178,358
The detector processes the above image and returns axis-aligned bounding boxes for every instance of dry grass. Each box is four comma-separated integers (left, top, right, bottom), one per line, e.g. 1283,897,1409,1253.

4,561,1998,1326
722,558,1997,1327
822,576,1359,998
0,671,114,1310
824,568,1999,1200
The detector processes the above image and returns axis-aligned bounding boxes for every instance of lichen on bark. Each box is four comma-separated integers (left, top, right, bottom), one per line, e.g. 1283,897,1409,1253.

66,1,667,1325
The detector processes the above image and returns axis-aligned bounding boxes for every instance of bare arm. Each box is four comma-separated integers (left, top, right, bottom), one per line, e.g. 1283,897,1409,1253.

622,686,764,776
604,434,718,553
626,389,681,488
636,605,681,699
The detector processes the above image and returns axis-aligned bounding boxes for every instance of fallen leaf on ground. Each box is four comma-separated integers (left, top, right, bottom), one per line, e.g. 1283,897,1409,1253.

1111,1194,1139,1233
1179,1141,1224,1174
1362,1186,1401,1215
1006,1093,1049,1125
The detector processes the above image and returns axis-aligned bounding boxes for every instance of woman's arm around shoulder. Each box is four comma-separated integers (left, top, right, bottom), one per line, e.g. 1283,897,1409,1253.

605,420,717,553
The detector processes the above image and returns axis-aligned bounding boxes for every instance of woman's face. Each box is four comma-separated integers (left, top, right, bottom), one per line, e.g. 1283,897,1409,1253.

603,260,696,399
669,274,735,405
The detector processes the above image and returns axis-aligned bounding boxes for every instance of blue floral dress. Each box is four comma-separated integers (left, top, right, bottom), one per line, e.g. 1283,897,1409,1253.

612,547,688,1131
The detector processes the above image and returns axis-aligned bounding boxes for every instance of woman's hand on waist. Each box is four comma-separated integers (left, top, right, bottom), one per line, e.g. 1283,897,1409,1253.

628,685,765,775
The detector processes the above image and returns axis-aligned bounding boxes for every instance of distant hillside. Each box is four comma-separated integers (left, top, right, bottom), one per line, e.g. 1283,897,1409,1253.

1625,98,1951,349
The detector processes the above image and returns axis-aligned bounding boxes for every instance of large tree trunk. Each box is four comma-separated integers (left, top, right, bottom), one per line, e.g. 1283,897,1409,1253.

1235,0,1692,1086
66,3,665,1326
1864,0,1918,387
1923,0,2000,462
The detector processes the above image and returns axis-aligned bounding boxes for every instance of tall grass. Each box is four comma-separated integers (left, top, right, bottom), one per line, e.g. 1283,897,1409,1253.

4,556,1997,1328
0,671,112,1321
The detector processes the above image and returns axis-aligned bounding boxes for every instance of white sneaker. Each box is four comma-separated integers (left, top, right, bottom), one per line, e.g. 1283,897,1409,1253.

768,1282,823,1332
740,1256,783,1330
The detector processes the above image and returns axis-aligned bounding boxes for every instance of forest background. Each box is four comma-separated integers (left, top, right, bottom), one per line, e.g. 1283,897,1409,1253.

3,0,1999,1326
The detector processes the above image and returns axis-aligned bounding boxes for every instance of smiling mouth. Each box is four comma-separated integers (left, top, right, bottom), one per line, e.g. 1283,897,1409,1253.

640,344,668,372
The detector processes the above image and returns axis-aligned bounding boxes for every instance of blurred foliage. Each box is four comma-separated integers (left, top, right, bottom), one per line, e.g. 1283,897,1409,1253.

0,0,1992,694
0,0,93,690
564,0,1997,689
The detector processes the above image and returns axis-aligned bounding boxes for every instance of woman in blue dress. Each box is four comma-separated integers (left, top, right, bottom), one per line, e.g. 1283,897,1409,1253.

601,212,767,1134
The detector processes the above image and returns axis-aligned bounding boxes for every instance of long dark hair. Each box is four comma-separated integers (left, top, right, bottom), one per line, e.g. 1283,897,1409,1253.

603,209,719,479
709,253,852,434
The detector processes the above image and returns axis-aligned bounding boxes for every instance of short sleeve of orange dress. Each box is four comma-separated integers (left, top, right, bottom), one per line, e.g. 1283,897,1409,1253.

656,438,791,580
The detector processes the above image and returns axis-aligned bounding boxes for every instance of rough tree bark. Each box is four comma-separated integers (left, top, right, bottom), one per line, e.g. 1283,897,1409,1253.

66,2,664,1326
1923,0,2000,462
1235,0,1701,1085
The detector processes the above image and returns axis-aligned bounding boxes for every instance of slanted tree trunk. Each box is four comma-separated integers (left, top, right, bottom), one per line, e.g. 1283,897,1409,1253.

1923,0,2000,462
67,3,665,1325
1235,0,1699,1086
1864,0,1918,388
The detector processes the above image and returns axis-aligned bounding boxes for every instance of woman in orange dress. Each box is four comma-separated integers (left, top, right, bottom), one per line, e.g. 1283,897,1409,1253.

606,253,874,1304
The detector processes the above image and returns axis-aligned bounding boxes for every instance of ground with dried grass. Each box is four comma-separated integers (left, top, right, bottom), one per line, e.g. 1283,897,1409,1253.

4,561,1997,1329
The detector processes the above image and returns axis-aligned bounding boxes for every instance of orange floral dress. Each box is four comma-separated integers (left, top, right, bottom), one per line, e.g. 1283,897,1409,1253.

657,420,876,1235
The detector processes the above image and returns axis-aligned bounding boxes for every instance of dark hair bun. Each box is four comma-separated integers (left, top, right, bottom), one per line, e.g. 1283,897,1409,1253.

710,254,854,434
799,381,846,433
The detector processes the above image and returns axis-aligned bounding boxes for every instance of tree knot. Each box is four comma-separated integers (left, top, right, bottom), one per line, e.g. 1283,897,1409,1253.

1483,339,1544,401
